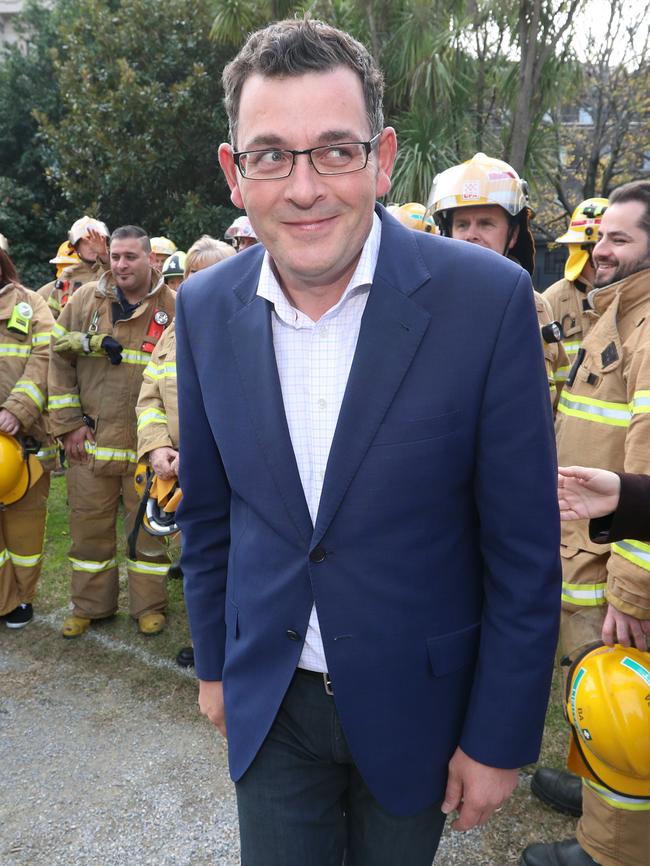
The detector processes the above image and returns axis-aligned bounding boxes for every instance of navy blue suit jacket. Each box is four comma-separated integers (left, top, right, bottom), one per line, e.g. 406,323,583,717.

176,206,561,816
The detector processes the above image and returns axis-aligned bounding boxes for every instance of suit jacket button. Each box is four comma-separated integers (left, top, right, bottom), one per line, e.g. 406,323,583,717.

286,629,300,641
310,546,327,563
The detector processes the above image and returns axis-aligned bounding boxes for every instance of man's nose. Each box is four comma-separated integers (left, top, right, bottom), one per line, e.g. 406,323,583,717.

284,153,326,207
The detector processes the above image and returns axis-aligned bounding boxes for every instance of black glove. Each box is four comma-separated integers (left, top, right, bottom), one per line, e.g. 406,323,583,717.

94,335,123,365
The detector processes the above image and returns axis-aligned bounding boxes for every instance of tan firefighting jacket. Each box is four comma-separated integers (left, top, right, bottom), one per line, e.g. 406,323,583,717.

544,277,597,368
48,270,176,476
0,283,56,469
38,260,103,320
136,321,178,460
555,268,650,620
535,290,570,409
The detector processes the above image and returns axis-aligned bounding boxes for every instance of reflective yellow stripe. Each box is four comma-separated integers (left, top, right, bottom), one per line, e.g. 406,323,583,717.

48,393,81,410
52,322,68,338
0,548,9,567
0,343,31,358
32,331,52,347
631,390,650,415
563,340,582,354
127,559,170,575
37,445,59,461
585,781,650,810
558,392,631,427
144,360,176,380
555,365,570,382
84,441,137,463
12,379,45,411
137,408,168,431
121,349,151,366
9,550,43,567
612,539,650,572
48,297,62,312
561,581,606,606
69,556,117,573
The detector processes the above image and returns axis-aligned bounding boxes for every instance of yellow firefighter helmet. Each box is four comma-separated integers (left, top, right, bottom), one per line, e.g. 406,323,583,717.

150,236,177,258
388,202,436,233
556,198,609,282
133,464,182,537
49,241,81,267
0,433,44,507
565,643,650,799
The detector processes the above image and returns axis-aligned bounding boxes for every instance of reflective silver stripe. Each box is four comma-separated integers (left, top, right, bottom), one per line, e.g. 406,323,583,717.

127,559,169,575
121,349,151,366
584,781,650,810
52,322,68,338
12,379,45,411
84,441,137,463
561,581,606,606
69,557,117,573
32,331,52,347
0,548,9,567
631,390,650,414
9,550,42,567
137,408,168,431
0,344,31,358
612,539,650,572
144,361,176,380
37,445,59,461
48,394,81,410
558,392,631,426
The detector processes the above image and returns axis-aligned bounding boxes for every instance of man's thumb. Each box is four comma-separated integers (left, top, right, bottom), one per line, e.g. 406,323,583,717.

441,772,462,814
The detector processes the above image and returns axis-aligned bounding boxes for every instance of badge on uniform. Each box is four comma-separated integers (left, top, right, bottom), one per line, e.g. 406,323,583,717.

7,302,33,335
153,310,169,326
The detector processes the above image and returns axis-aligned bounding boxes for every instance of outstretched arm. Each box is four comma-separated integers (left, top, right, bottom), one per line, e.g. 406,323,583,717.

558,466,621,521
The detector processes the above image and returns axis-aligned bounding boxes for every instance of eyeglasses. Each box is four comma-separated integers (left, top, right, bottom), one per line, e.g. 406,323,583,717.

233,133,382,180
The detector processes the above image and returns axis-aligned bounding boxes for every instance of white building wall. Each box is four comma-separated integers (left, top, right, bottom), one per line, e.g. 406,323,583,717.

0,1,25,47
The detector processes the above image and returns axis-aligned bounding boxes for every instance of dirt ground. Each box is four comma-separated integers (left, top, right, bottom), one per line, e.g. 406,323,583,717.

0,615,576,866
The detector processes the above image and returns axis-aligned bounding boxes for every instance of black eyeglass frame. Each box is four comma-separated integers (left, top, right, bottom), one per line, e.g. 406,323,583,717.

233,133,382,180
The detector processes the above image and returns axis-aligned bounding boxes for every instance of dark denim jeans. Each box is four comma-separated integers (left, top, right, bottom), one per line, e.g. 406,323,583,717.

235,669,446,866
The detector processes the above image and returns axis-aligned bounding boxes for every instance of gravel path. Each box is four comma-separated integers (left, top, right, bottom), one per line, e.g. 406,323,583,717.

0,618,573,865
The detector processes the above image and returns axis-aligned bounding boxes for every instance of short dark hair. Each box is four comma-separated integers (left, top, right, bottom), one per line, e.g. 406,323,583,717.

222,18,384,147
0,248,19,287
110,225,151,253
609,180,650,240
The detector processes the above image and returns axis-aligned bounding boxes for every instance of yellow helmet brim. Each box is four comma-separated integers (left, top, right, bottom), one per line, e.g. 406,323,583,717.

565,247,589,282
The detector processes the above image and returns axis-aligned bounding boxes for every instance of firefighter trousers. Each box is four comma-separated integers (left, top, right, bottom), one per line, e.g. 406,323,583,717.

66,463,169,619
0,472,50,616
561,594,650,866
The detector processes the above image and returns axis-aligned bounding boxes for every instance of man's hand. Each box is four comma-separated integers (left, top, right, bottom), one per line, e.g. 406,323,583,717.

441,747,518,830
602,603,650,650
150,447,179,480
62,425,95,463
0,408,20,436
198,680,227,737
86,227,109,266
558,466,621,521
53,331,86,355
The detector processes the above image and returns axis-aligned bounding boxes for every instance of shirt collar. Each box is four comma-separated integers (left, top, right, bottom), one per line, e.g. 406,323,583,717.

257,211,382,327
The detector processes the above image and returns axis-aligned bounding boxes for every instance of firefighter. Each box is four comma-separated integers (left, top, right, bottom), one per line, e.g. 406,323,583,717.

429,153,570,408
0,247,56,628
48,226,176,638
38,217,110,320
522,180,650,866
224,215,258,251
135,234,234,666
150,236,177,270
545,198,609,368
161,251,186,292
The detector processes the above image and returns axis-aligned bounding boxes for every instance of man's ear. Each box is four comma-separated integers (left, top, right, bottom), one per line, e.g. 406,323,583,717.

508,222,520,251
218,143,245,209
375,127,398,199
148,251,157,267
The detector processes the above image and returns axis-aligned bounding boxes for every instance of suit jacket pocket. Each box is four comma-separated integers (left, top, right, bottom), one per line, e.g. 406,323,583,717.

372,411,460,446
426,621,480,677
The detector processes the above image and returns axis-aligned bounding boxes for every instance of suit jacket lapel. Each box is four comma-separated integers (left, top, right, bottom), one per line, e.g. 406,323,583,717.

228,275,313,546
312,220,432,544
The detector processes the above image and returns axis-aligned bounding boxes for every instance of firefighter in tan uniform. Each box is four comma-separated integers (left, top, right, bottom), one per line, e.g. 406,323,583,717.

136,235,234,666
48,226,176,638
521,182,650,866
428,153,570,408
38,217,110,320
545,198,609,368
0,247,55,628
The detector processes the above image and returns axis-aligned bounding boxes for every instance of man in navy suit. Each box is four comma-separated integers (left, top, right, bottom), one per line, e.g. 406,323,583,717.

176,18,561,866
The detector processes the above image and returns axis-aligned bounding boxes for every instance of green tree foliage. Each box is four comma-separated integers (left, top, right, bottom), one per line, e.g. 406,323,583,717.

37,0,235,251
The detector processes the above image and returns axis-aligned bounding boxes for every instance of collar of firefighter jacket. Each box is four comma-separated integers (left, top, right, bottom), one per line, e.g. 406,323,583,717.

60,260,101,285
96,267,166,306
588,267,650,317
0,282,20,314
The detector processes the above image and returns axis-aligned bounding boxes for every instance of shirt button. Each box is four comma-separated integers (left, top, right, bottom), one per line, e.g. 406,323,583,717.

310,546,327,563
318,398,327,410
320,326,329,337
286,629,301,641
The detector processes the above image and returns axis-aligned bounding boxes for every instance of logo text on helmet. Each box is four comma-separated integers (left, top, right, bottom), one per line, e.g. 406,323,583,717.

462,181,481,201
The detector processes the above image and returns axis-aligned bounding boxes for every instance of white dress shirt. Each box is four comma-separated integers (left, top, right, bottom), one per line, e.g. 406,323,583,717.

256,212,382,672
